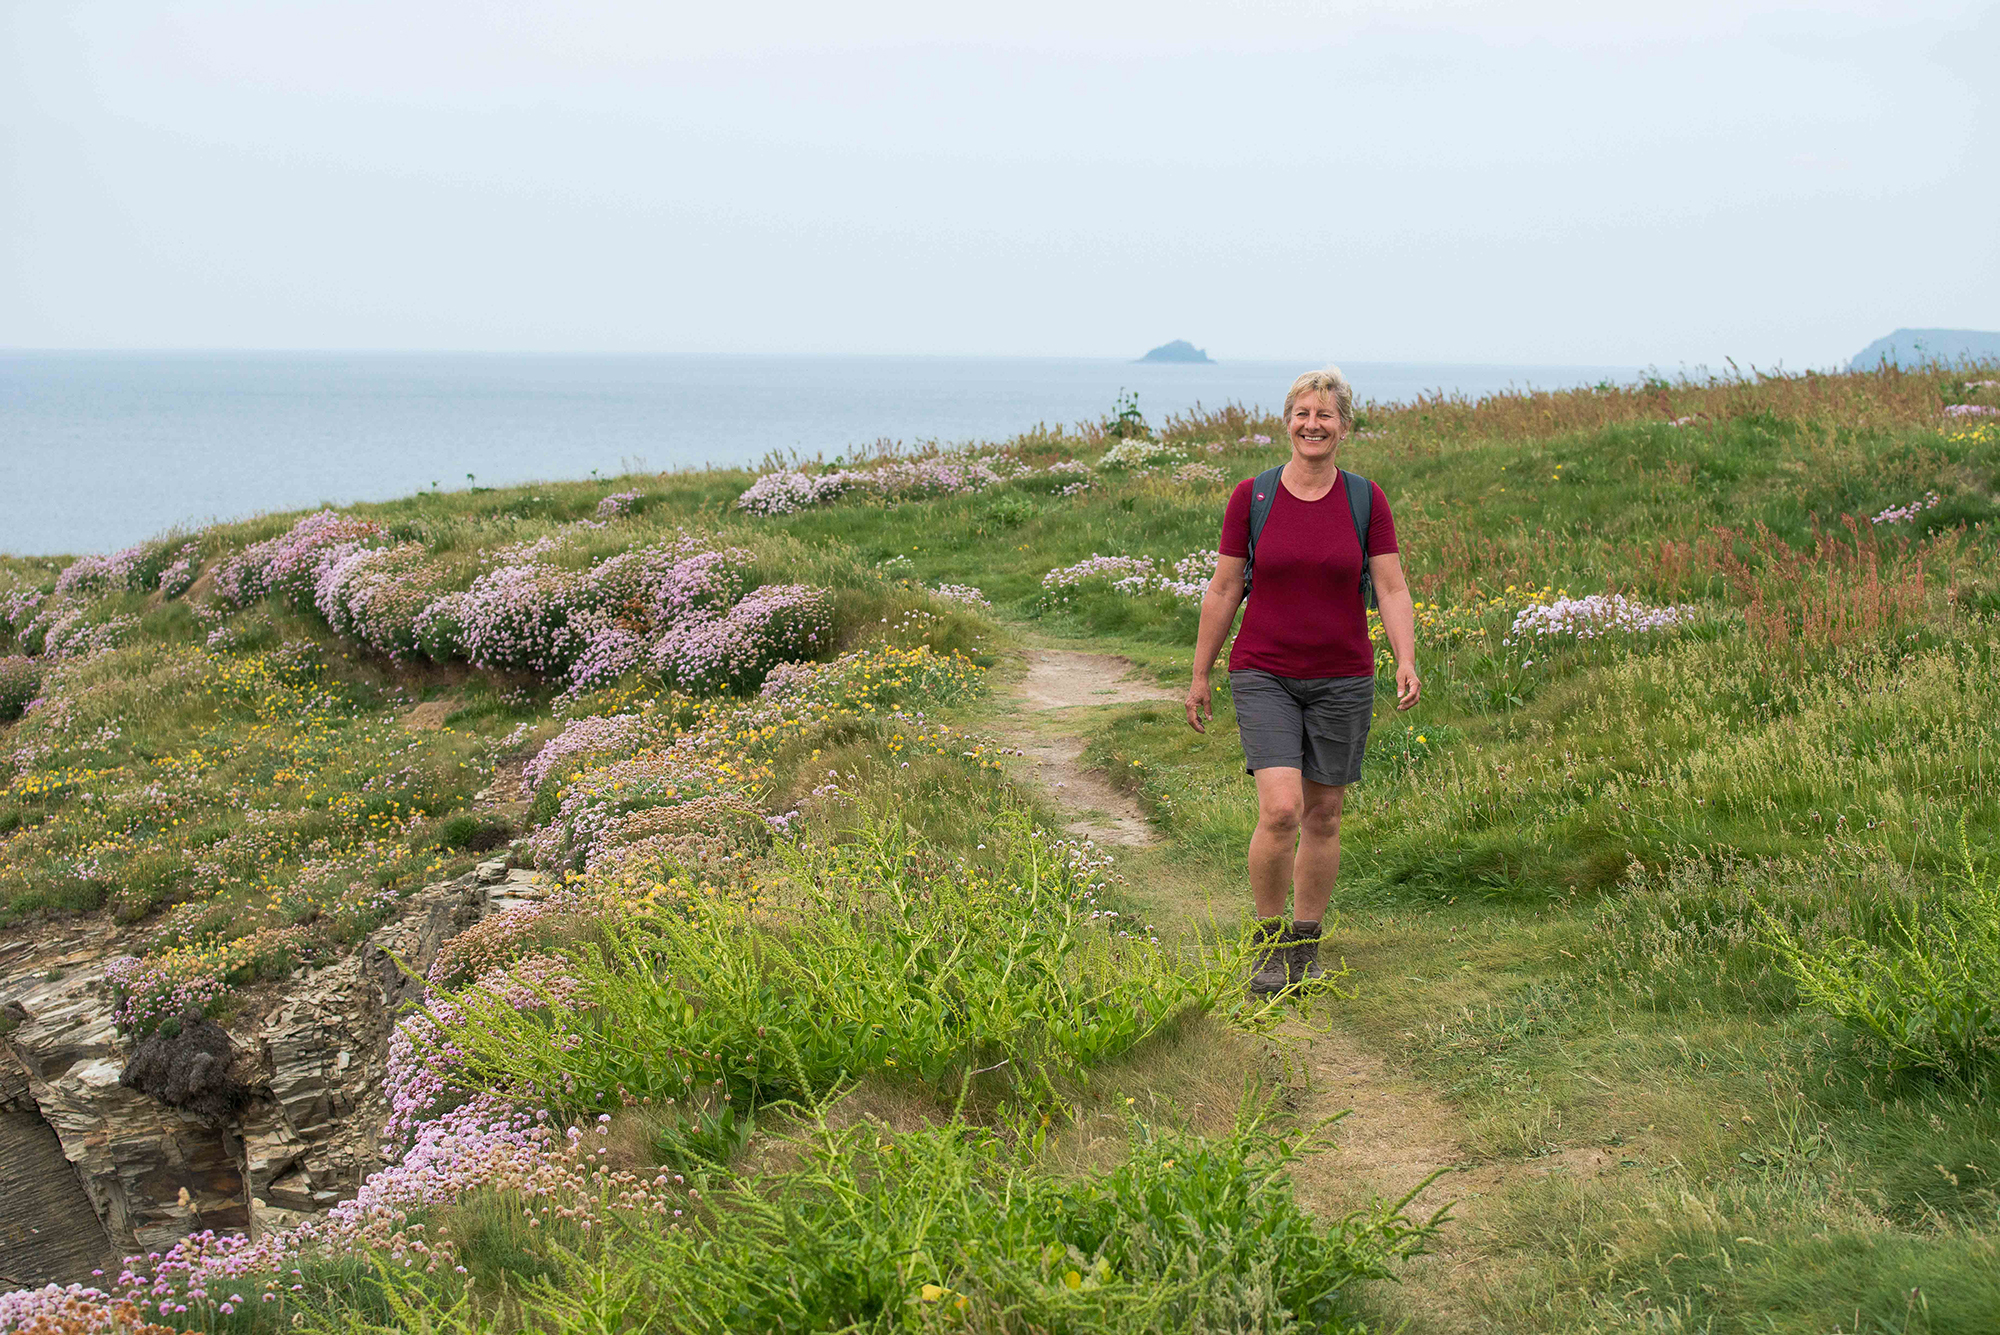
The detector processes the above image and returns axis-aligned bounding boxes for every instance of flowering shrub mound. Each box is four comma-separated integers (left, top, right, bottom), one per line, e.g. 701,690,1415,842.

213,510,387,609
105,926,322,1034
595,488,644,518
931,583,990,608
1096,438,1185,471
524,709,672,791
393,536,763,690
38,607,139,662
0,584,47,643
50,539,199,602
736,457,1007,516
314,543,455,658
530,744,746,871
1171,461,1226,485
415,562,592,674
1040,551,1214,608
651,583,832,694
733,455,1120,516
759,644,985,712
1506,592,1696,642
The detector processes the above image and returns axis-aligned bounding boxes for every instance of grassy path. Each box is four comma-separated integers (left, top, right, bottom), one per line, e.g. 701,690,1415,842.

984,636,1510,1331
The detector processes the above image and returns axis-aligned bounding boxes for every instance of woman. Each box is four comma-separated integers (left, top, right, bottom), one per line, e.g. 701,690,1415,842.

1185,367,1420,994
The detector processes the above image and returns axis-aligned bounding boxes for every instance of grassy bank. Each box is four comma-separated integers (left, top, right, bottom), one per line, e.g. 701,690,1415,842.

3,363,1998,1333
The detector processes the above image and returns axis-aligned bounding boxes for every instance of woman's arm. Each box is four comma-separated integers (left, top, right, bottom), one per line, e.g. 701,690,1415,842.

1369,551,1422,710
1186,554,1248,732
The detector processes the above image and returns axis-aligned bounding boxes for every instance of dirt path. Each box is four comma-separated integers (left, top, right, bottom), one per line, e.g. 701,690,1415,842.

988,649,1176,849
990,646,1511,1331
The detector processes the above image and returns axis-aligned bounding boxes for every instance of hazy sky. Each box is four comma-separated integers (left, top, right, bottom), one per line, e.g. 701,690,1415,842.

3,1,1993,367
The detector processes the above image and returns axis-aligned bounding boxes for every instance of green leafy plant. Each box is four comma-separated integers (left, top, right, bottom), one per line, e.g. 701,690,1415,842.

1765,819,2000,1078
507,1105,1441,1335
420,810,1231,1136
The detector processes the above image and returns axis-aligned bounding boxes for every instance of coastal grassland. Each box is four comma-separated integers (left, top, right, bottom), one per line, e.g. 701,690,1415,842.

3,362,1998,1333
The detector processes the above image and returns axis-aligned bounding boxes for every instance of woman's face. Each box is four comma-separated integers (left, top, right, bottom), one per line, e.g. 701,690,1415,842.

1287,392,1344,462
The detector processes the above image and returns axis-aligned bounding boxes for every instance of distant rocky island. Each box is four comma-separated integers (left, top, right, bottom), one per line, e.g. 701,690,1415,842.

1137,340,1213,364
1851,328,2000,370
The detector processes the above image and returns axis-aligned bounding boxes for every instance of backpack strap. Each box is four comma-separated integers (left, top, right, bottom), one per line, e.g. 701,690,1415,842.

1242,466,1285,597
1342,469,1376,610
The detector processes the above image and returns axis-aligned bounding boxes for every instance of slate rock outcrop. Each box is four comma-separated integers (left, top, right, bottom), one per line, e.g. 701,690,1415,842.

0,866,531,1285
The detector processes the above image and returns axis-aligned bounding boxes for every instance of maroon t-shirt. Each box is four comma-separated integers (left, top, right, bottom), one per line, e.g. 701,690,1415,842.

1219,473,1398,679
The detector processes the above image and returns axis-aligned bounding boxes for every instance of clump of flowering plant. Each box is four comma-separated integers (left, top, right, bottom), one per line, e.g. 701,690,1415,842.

1871,492,1941,525
416,563,592,675
931,583,990,608
315,543,457,659
105,926,321,1034
1506,592,1696,642
1096,438,1184,471
214,511,388,609
595,489,644,518
1040,551,1213,608
529,743,744,871
736,458,1007,516
651,584,832,694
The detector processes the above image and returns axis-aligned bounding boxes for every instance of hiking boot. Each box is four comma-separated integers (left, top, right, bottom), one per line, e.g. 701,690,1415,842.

1286,920,1328,987
1247,917,1289,995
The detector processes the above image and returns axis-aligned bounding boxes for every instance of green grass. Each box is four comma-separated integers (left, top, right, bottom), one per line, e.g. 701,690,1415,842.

4,364,1999,1331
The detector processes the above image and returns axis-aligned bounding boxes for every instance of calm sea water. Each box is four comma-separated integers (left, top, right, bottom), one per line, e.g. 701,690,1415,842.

1,352,1634,556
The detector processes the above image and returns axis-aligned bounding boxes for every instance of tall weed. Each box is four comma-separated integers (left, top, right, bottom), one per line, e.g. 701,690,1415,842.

1766,822,2000,1079
423,811,1232,1135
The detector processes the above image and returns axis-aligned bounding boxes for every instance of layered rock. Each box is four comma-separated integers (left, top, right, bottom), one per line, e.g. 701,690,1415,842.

0,865,537,1285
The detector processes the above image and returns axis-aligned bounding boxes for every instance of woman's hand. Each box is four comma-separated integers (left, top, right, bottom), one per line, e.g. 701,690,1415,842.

1186,674,1212,732
1395,661,1422,710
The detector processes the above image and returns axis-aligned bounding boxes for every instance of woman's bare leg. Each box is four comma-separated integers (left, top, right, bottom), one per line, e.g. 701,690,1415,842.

1291,779,1346,924
1248,767,1304,919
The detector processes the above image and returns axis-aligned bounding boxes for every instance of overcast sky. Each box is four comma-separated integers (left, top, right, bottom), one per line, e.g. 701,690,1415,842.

2,1,1993,368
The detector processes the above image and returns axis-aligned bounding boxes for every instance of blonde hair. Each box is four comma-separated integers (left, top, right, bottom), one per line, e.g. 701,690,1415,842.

1282,366,1355,436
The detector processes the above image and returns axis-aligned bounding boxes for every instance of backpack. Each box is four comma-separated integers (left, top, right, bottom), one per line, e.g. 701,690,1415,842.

1243,465,1375,608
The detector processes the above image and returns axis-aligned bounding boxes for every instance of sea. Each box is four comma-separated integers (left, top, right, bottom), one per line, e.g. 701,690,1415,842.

1,352,1635,557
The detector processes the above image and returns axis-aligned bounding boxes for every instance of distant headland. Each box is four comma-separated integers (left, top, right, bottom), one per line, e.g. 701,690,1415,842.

1850,328,2000,370
1136,340,1213,364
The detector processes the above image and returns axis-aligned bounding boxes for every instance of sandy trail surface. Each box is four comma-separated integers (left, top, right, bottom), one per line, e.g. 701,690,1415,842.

990,649,1177,849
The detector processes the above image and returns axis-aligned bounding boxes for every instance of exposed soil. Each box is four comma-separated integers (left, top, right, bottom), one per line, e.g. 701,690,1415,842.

1017,650,1184,712
990,650,1176,848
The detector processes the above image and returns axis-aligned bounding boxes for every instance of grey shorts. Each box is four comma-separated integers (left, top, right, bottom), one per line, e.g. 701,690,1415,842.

1229,670,1376,787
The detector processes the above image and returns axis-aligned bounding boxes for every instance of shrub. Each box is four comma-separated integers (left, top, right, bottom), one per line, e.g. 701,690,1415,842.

0,582,47,645
524,708,674,791
529,744,743,870
735,459,1006,516
433,812,514,853
416,563,592,674
595,488,644,518
105,926,322,1034
1040,552,1212,609
1097,438,1184,471
0,656,40,721
315,542,458,658
214,510,387,609
651,583,833,694
1765,823,2000,1078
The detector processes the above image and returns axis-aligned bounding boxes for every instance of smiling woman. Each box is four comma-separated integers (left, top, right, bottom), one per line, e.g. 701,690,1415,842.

1185,366,1421,995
